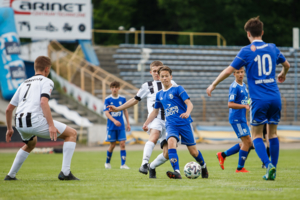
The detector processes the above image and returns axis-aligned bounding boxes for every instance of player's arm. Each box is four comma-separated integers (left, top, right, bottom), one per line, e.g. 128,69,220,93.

108,98,138,112
228,102,249,110
41,97,59,141
142,109,159,131
207,66,235,97
123,109,131,131
5,104,16,142
105,111,121,127
278,60,290,83
180,99,193,119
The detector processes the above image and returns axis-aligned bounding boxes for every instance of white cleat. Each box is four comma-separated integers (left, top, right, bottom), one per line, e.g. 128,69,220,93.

105,163,111,169
120,164,130,169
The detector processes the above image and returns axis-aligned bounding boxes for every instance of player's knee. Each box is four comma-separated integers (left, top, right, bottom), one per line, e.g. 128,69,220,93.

190,150,198,157
110,142,116,148
119,141,125,149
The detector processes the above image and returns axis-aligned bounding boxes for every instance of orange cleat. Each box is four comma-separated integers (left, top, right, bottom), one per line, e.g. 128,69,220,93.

235,168,249,173
216,152,226,170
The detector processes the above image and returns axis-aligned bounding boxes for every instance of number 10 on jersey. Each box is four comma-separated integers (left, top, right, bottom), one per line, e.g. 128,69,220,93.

254,54,272,76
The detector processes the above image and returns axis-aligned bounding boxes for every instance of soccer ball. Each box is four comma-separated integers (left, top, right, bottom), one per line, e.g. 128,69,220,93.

184,161,201,179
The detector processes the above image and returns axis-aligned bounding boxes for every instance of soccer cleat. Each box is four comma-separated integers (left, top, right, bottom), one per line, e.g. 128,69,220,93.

236,168,249,173
263,163,276,181
261,163,267,169
4,175,18,180
58,171,80,181
139,163,149,175
201,165,209,178
120,164,130,169
166,171,182,179
105,163,111,169
149,167,156,179
216,152,225,170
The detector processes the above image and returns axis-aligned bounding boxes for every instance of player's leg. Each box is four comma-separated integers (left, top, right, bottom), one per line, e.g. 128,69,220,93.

57,125,79,180
268,124,279,168
236,135,252,173
261,124,270,168
216,143,241,170
166,135,182,179
5,136,37,180
105,141,116,169
119,136,129,169
149,141,169,178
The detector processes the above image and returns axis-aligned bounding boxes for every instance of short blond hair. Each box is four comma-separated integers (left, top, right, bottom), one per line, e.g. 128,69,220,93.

34,56,51,72
150,61,163,70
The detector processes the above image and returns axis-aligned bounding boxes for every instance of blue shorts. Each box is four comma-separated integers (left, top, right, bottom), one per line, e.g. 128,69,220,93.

106,130,126,142
250,98,281,126
166,123,196,146
231,123,251,138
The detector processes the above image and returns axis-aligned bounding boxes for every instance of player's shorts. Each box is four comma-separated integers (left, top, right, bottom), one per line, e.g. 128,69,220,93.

250,98,281,126
16,115,67,143
147,118,167,147
231,123,251,138
106,129,126,142
166,123,196,146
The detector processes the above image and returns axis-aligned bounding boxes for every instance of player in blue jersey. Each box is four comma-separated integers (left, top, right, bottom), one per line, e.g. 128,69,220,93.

207,16,290,180
103,81,131,169
143,66,208,179
216,67,252,173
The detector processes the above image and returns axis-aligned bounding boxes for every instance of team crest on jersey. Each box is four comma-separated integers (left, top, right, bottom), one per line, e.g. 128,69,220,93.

110,102,113,104
119,101,122,105
169,94,173,99
160,97,163,100
251,45,256,52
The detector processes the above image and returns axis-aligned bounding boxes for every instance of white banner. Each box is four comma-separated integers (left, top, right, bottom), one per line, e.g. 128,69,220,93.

10,0,91,40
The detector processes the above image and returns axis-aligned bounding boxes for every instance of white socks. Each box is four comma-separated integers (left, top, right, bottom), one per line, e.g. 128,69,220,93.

142,141,155,165
8,149,29,178
61,142,76,176
150,153,168,169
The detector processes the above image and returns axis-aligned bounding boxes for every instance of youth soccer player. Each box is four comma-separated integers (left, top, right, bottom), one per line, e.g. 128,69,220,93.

4,56,79,180
143,66,208,179
207,16,290,180
108,61,176,178
216,67,252,173
103,81,131,169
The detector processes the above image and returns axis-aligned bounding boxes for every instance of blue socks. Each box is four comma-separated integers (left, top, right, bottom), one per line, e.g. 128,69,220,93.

269,138,279,167
106,151,112,164
237,150,248,169
120,150,126,165
224,143,240,157
253,138,271,166
168,149,180,171
194,150,205,166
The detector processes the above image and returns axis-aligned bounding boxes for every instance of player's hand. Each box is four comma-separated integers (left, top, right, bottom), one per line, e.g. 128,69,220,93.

244,105,250,110
107,105,119,112
114,120,122,127
126,124,131,132
6,128,14,143
206,84,216,97
180,112,189,119
277,72,286,83
49,125,59,141
142,124,148,132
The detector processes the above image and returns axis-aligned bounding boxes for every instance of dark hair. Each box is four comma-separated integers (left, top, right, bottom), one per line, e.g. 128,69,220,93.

150,61,163,69
158,66,172,75
34,56,51,72
110,81,120,88
244,16,263,37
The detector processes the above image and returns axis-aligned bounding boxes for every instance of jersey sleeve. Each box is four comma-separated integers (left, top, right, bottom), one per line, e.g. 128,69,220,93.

10,86,21,106
135,83,148,101
103,98,110,111
230,48,247,70
178,86,190,101
154,93,162,109
275,47,286,64
228,86,238,102
41,79,54,99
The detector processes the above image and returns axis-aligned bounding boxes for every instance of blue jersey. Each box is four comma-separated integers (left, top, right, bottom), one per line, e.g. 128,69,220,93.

228,81,248,124
103,95,126,130
230,40,286,100
154,85,193,126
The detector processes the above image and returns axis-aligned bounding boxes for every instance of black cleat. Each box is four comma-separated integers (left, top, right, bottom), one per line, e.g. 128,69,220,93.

201,165,209,178
58,171,80,180
166,171,182,179
4,175,18,180
139,163,149,175
149,167,156,179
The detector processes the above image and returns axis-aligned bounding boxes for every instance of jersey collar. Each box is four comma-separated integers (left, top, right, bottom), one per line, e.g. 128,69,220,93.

252,39,263,43
234,80,244,86
110,94,119,99
163,84,173,92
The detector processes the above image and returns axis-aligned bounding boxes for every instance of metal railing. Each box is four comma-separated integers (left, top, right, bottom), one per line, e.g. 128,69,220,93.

92,29,227,46
47,41,139,123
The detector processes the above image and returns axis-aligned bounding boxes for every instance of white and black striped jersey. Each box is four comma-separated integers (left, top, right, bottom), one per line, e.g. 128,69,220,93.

10,74,54,128
134,80,177,120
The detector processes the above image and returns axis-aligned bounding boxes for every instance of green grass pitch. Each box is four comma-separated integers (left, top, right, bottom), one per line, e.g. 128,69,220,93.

1,149,300,200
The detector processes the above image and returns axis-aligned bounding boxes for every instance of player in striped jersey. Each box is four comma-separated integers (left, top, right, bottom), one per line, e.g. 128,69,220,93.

4,56,79,181
108,61,176,178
